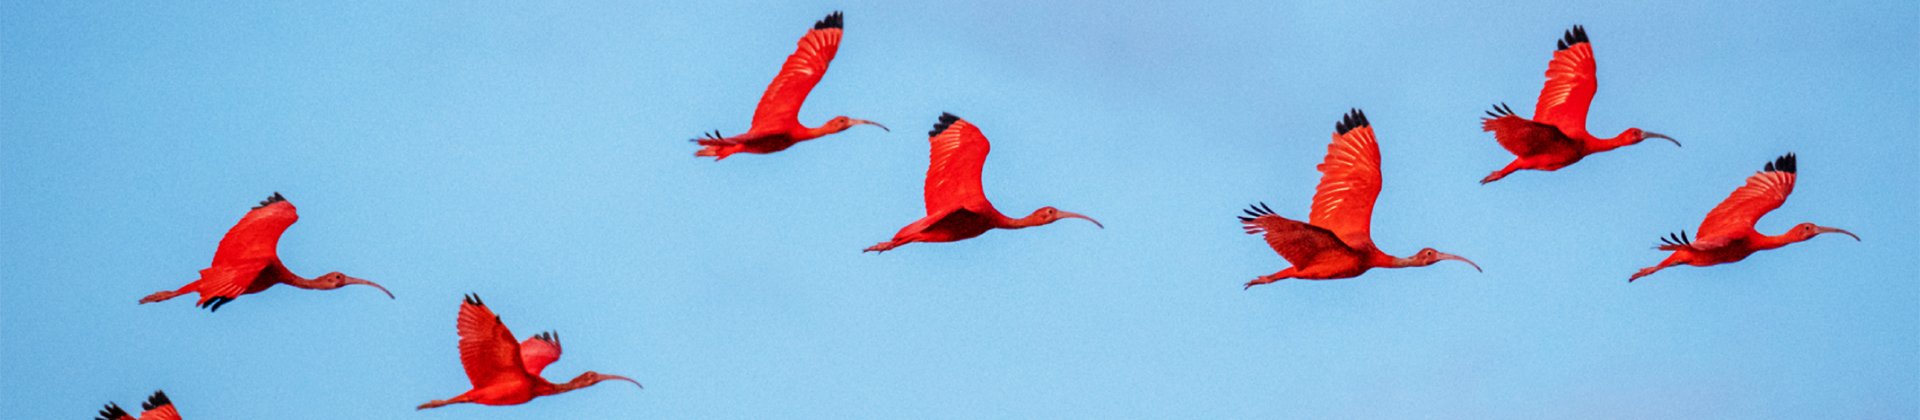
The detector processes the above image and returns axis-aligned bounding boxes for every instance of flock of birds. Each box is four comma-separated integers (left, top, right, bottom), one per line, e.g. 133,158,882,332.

93,11,1860,417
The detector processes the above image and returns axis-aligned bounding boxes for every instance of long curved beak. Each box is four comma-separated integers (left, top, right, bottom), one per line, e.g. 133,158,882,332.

851,119,889,132
1058,211,1104,229
1816,226,1861,241
1437,253,1482,272
1644,131,1680,147
601,374,644,389
344,278,395,299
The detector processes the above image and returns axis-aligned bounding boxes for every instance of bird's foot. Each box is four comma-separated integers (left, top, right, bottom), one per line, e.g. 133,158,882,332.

1244,276,1282,290
862,241,899,253
1479,172,1507,185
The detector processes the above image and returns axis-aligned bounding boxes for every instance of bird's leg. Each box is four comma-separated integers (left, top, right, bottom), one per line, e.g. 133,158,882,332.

138,284,194,304
1480,161,1525,184
416,395,470,410
1628,257,1685,283
863,239,907,253
1244,269,1296,289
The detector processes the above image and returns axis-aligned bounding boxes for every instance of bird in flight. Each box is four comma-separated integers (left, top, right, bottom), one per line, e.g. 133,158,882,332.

864,113,1101,253
1629,154,1857,282
1240,109,1480,289
418,294,641,410
95,390,178,420
140,193,391,312
1479,25,1677,184
694,11,887,160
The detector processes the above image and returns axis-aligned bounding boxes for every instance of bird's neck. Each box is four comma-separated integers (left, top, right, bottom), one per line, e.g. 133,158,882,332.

280,274,335,290
997,212,1048,229
795,124,842,142
1582,132,1637,153
1751,232,1800,251
1378,253,1417,268
541,376,596,396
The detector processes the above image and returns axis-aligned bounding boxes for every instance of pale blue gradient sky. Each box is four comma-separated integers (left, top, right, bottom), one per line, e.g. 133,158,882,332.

3,1,1915,418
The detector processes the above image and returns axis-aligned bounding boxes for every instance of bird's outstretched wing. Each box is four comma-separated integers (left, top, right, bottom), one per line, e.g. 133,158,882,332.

519,331,563,377
1240,203,1351,268
1482,103,1576,157
195,193,300,309
748,11,843,134
1533,25,1598,138
923,113,993,214
457,294,529,389
1309,109,1384,251
136,390,179,420
1693,154,1797,248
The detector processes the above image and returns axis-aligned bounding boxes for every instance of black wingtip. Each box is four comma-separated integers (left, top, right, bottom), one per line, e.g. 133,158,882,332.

1556,25,1589,51
535,331,561,347
1242,202,1277,218
1764,153,1797,174
142,390,171,411
252,192,287,209
930,112,961,137
814,11,843,30
1335,108,1369,135
97,401,130,420
464,293,484,307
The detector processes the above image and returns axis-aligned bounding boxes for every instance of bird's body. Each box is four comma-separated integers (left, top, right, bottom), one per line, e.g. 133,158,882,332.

1629,154,1857,281
864,113,1102,253
694,11,886,160
139,193,391,312
418,294,640,410
1240,109,1480,289
96,390,178,420
1479,25,1676,184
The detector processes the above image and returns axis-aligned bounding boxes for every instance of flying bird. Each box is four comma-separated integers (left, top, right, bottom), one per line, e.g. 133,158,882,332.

694,11,887,160
418,294,641,410
1479,25,1677,184
96,390,178,420
1240,109,1481,289
1629,154,1857,282
139,193,391,312
863,113,1102,253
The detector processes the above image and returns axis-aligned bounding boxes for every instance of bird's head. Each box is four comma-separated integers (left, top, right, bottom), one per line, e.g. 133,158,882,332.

1626,128,1680,147
1024,206,1104,229
1787,223,1859,242
826,116,889,134
1406,248,1482,272
317,272,394,299
564,371,643,390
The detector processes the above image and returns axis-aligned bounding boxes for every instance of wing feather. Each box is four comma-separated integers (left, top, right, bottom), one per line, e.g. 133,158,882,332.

748,12,843,133
1533,25,1598,137
1309,109,1384,250
456,294,529,389
923,113,993,214
1695,154,1797,244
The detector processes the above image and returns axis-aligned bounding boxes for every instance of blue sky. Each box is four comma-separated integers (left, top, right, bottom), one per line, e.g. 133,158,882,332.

3,1,1914,418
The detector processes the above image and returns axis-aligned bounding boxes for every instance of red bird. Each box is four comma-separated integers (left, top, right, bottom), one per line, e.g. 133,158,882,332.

1629,154,1858,282
1479,25,1677,184
418,294,641,410
96,390,179,420
864,113,1102,253
1240,109,1481,289
694,11,887,160
139,193,391,312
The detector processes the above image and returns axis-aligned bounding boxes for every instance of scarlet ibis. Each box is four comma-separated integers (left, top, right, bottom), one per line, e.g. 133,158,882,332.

693,11,887,160
1239,109,1481,289
418,294,641,410
96,390,178,420
863,113,1102,253
1629,154,1858,282
1479,25,1677,184
139,193,391,312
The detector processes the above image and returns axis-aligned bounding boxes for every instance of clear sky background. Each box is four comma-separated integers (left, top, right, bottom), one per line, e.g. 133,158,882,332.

3,1,1915,418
